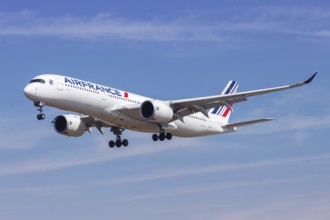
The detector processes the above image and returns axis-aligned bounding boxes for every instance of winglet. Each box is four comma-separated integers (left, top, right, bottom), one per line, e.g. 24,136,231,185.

304,72,317,84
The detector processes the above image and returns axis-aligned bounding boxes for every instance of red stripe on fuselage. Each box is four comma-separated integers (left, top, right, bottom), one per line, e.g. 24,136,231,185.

124,92,128,98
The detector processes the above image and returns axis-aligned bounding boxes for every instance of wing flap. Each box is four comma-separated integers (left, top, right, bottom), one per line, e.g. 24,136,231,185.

81,116,111,128
80,116,113,135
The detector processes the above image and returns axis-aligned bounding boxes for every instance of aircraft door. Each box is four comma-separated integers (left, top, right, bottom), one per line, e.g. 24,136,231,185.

56,78,63,91
101,91,107,102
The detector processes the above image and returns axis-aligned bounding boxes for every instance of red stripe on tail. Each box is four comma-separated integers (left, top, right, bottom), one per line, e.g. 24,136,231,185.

222,104,233,117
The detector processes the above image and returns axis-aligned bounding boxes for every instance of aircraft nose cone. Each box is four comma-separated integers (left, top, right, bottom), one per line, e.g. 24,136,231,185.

23,84,36,100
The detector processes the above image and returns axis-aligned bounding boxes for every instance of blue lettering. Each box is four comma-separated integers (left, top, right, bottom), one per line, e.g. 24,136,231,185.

65,78,73,84
102,86,110,93
95,85,102,91
74,80,82,86
81,81,87,87
115,90,122,97
109,88,116,95
87,83,95,90
103,88,110,93
64,78,124,97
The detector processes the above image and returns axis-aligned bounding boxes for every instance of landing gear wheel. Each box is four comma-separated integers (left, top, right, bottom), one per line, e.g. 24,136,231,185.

166,133,172,140
115,139,122,148
159,133,166,141
109,141,115,148
122,139,129,147
155,124,173,142
152,134,159,141
37,113,45,120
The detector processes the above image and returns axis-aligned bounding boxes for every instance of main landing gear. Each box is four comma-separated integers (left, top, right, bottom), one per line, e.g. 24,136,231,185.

152,125,172,142
152,132,172,141
34,101,46,120
109,127,129,148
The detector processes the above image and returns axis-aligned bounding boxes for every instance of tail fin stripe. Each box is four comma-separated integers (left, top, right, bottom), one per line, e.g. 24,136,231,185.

211,81,237,114
230,82,239,94
211,107,220,114
224,81,237,95
216,106,225,115
213,81,238,116
222,104,233,117
220,82,238,117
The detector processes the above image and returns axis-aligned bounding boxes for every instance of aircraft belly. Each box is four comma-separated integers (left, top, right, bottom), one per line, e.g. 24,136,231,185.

172,118,220,137
99,112,159,133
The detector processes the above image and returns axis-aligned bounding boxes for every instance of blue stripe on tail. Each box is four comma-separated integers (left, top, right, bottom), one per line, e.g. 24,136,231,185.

211,81,238,115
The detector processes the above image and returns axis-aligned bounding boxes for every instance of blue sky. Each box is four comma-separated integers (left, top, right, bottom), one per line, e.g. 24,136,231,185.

1,1,330,219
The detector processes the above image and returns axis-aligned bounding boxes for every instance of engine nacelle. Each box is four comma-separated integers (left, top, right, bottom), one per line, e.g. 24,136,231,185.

53,114,87,137
140,100,174,123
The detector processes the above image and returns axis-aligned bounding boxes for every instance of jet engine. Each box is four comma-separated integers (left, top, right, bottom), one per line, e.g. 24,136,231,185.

52,114,87,137
140,100,174,123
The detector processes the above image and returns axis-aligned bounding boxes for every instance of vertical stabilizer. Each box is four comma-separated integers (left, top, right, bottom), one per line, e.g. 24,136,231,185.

209,80,239,123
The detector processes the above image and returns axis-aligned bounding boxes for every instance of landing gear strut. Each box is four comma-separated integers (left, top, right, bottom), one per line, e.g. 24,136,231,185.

34,101,46,120
109,127,129,148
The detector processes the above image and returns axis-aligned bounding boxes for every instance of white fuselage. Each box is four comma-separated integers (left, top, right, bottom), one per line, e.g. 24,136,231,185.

23,74,228,137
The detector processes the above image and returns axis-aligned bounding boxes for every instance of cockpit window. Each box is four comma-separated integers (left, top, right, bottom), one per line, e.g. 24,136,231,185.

29,79,46,84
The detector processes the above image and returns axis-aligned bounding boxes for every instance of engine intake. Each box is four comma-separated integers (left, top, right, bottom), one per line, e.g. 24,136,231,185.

140,100,173,123
53,114,86,137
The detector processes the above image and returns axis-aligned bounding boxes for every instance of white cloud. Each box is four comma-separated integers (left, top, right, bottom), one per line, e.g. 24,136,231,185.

1,117,329,178
2,151,329,202
315,30,330,37
0,185,79,197
92,153,330,186
214,195,330,220
0,115,53,150
0,138,196,176
115,179,293,202
0,11,225,42
239,114,330,135
232,87,330,136
0,6,329,42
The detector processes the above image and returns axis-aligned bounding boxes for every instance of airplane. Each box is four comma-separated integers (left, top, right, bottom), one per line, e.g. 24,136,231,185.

23,72,317,148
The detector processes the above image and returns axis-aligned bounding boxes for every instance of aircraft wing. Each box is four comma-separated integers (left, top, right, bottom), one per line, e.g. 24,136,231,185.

115,73,317,122
168,72,317,119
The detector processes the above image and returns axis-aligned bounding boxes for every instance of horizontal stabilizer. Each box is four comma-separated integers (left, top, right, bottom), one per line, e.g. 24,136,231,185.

223,118,274,128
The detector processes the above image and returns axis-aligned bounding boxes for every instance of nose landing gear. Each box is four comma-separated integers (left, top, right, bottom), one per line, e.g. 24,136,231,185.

34,102,46,120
